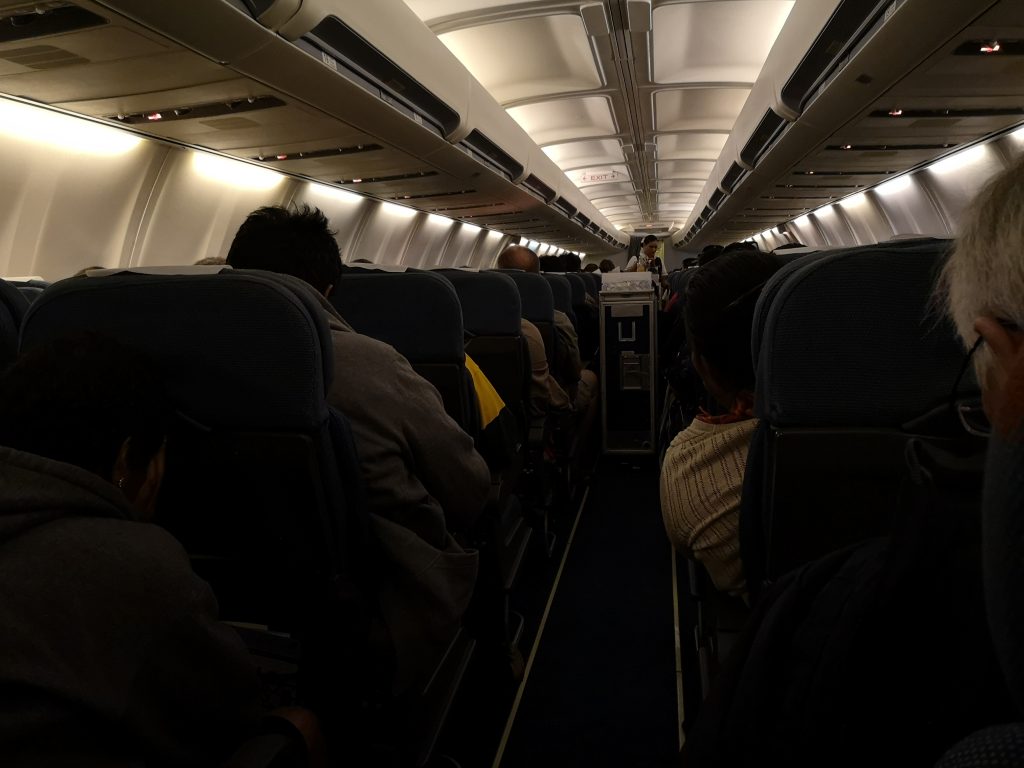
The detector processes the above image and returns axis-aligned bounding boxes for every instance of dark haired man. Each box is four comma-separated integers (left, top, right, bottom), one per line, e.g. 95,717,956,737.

228,205,489,693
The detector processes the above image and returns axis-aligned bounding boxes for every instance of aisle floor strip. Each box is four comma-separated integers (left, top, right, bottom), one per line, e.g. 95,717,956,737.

491,487,591,768
671,547,685,750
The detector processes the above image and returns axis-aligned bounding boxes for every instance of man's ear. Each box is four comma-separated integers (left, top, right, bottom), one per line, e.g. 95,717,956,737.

133,443,167,518
111,438,131,489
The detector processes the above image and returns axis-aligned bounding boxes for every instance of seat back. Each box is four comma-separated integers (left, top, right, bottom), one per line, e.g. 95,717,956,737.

742,238,973,590
0,279,27,370
435,269,527,410
491,269,557,364
330,271,477,432
20,270,367,637
541,273,577,329
565,273,587,311
581,272,599,301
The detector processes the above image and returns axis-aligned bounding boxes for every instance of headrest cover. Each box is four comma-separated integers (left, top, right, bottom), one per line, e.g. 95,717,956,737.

20,271,332,431
490,269,554,324
436,270,521,336
330,272,465,362
755,239,963,427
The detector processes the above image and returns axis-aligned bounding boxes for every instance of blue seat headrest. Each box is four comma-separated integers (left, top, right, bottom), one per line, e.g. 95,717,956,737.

755,239,962,427
490,269,554,324
435,270,521,336
20,270,332,431
330,271,465,363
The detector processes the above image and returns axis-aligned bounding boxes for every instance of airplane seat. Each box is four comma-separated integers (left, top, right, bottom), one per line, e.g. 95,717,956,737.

541,273,578,332
580,272,600,301
740,238,980,597
564,272,598,362
0,279,28,369
432,268,533,649
491,269,558,370
18,269,375,744
564,273,586,311
8,279,50,305
329,271,479,436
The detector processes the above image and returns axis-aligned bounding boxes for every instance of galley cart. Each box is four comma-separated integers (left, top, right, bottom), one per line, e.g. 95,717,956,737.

599,272,658,454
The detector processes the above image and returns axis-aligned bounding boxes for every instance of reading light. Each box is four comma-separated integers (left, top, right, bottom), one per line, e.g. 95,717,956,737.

192,152,283,190
888,109,904,117
841,144,852,150
0,97,142,156
351,178,362,183
980,41,1001,54
275,154,288,160
146,113,163,121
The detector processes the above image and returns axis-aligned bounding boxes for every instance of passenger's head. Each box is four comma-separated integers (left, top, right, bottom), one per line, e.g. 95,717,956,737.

697,244,724,267
599,259,616,273
226,205,342,297
685,250,783,408
682,257,698,269
0,334,171,517
942,153,1024,427
641,235,659,259
564,253,582,272
773,241,806,251
583,263,599,273
497,245,540,273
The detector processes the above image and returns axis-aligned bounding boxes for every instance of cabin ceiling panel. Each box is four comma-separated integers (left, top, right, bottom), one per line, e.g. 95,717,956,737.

658,179,706,193
655,132,728,161
656,159,716,179
651,1,794,84
542,139,625,171
653,87,752,132
589,194,644,208
438,14,601,105
580,181,636,199
402,0,513,25
507,96,618,146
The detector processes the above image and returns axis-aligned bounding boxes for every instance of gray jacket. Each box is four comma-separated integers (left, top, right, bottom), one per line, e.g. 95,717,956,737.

316,295,490,694
0,447,261,766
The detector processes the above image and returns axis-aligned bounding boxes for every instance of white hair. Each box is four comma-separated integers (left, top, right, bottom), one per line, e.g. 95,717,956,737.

941,151,1024,378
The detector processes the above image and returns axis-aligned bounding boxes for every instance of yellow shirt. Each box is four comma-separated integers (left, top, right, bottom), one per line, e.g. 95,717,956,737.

465,354,505,429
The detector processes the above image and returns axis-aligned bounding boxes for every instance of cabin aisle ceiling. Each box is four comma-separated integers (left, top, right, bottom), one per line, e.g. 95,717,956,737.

403,0,796,236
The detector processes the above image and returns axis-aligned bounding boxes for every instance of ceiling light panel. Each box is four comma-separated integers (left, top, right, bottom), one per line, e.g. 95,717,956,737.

656,132,728,161
402,0,510,24
581,182,637,199
565,165,632,188
657,179,707,193
543,139,625,171
657,159,717,179
507,96,617,146
439,15,601,104
652,1,795,84
654,87,752,131
589,195,645,208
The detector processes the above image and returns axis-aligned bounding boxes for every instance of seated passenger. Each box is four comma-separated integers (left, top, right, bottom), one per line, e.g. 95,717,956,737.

659,249,782,597
523,317,570,417
0,334,261,766
226,205,490,693
683,162,1024,767
496,245,597,413
599,259,616,273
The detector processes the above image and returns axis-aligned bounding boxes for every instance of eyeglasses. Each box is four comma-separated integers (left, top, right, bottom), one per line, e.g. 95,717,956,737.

949,318,1022,437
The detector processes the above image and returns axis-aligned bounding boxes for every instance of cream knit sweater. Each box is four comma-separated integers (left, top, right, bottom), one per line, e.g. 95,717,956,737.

660,418,758,596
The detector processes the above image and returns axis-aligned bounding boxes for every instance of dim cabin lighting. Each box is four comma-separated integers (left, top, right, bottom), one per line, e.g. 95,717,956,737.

928,144,989,176
462,222,483,234
0,97,142,156
888,109,904,117
792,214,812,228
146,112,163,122
382,201,418,219
427,213,452,226
192,152,283,190
980,41,1001,54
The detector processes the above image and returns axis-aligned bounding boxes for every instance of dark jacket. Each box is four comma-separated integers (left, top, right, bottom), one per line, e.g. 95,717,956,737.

0,447,261,766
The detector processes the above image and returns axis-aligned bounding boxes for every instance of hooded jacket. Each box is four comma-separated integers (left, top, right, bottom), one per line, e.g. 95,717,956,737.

0,447,261,767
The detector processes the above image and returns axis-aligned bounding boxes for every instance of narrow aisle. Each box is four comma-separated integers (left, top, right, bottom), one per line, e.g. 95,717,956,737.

497,457,678,768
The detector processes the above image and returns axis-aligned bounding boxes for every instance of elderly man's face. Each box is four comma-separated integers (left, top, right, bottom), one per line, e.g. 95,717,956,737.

974,316,1024,438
